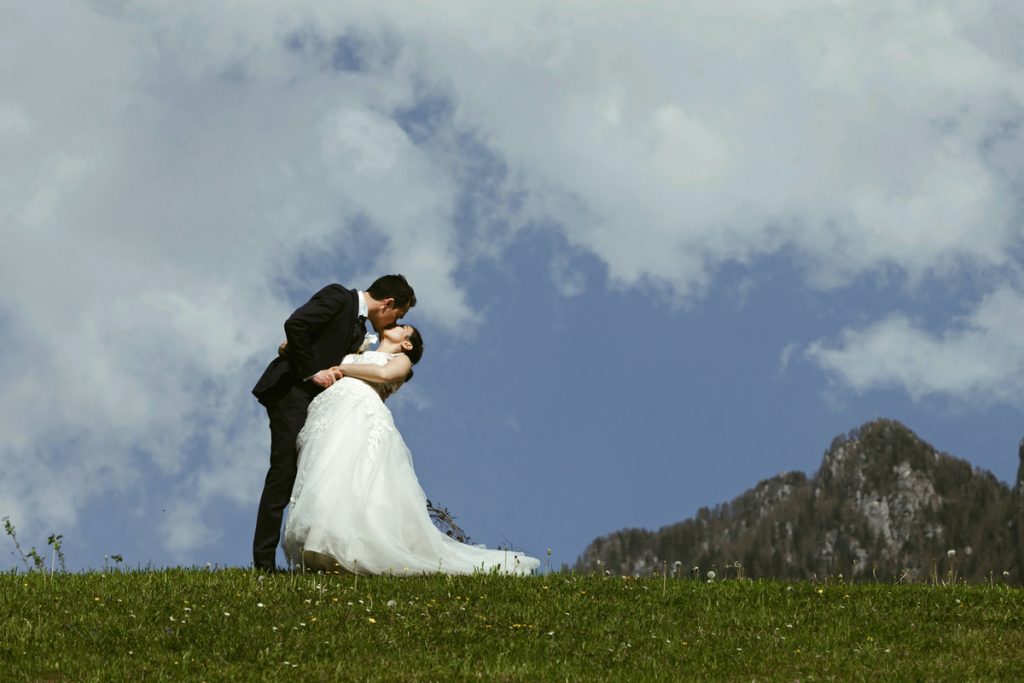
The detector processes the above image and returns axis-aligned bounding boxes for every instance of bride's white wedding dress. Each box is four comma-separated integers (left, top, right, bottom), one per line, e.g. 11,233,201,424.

283,350,539,575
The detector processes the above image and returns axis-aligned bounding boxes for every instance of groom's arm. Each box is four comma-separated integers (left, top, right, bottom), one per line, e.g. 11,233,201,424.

283,284,353,382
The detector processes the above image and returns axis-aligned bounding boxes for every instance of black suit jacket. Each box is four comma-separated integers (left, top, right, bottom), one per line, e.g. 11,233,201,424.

252,284,367,403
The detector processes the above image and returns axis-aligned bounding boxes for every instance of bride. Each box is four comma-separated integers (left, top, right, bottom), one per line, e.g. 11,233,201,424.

282,324,539,575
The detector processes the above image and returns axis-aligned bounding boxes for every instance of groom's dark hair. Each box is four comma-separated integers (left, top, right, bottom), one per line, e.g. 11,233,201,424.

367,274,416,309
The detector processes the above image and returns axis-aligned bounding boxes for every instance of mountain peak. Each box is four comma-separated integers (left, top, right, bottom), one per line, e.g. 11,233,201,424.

576,419,1020,581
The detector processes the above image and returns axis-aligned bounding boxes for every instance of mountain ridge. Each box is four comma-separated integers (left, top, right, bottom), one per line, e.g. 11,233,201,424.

575,419,1024,581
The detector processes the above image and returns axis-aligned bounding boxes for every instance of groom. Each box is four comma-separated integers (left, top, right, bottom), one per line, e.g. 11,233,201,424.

251,274,417,572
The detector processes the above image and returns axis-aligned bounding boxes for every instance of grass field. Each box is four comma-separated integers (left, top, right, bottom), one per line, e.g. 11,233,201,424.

2,568,1022,681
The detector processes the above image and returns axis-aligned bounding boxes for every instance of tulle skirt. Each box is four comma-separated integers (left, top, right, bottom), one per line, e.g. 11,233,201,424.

283,377,538,575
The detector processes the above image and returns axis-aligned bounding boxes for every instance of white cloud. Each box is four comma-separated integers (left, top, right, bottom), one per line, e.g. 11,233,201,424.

391,2,1023,293
806,286,1024,404
2,1,1023,559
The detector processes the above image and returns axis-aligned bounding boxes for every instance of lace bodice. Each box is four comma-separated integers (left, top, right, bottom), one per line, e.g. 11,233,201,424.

341,350,403,399
297,350,401,453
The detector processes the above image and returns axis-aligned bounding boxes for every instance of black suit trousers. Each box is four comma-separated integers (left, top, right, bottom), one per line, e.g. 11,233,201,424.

252,383,315,570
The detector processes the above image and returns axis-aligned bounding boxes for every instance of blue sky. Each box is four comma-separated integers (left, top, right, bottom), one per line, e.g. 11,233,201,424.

2,2,1023,572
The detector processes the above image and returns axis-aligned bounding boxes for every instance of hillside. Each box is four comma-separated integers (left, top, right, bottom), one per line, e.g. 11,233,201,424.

3,571,1024,680
576,419,1024,581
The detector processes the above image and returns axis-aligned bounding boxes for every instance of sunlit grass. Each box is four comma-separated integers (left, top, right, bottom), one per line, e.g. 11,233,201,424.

2,568,1023,681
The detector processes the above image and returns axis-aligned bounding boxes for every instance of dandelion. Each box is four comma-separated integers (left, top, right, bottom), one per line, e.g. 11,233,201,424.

706,570,716,580
947,549,956,558
387,600,398,608
368,617,377,624
257,602,265,608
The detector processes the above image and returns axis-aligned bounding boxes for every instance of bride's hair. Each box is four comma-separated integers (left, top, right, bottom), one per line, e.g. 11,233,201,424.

400,327,424,382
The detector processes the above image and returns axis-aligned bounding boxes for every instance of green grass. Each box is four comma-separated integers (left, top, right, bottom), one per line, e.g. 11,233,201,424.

2,569,1022,681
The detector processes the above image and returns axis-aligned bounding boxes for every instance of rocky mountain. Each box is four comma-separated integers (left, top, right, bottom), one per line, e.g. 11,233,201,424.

576,419,1024,582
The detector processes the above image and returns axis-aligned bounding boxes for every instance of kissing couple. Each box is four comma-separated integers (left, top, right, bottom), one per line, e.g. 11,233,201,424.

251,274,539,575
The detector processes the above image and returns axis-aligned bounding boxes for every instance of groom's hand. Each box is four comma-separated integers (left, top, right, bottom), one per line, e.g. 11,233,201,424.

310,369,337,388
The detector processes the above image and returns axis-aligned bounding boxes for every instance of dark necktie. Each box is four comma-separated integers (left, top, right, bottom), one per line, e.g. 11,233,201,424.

353,315,368,351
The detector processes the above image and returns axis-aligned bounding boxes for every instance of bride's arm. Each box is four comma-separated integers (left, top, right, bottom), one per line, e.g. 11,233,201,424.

336,354,413,384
